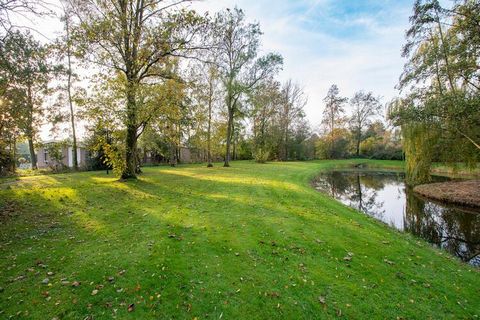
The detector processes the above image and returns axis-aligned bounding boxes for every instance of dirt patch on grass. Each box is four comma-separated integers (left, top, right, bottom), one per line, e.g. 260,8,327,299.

414,180,480,208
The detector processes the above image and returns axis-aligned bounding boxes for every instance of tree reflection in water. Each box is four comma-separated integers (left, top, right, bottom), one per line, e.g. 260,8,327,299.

313,170,480,266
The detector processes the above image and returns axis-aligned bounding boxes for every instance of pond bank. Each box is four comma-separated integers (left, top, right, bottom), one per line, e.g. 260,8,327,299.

312,169,480,266
414,180,480,208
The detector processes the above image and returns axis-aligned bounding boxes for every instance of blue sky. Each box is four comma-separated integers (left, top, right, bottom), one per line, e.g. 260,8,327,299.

195,0,414,128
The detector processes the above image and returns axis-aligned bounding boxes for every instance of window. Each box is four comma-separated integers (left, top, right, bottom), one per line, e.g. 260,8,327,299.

44,149,48,163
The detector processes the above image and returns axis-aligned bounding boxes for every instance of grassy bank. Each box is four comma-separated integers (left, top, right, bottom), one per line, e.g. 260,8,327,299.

0,160,478,319
431,163,480,178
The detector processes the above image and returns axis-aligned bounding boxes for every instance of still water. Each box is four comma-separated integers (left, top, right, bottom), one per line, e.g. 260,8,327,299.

312,170,480,266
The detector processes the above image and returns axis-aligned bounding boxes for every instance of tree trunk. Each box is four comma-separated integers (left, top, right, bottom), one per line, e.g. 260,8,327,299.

232,122,237,161
356,132,361,157
435,11,456,94
65,11,78,170
170,142,177,167
121,81,138,179
283,128,288,161
26,85,37,170
224,109,233,167
330,112,335,158
207,93,213,167
11,136,16,172
28,138,37,170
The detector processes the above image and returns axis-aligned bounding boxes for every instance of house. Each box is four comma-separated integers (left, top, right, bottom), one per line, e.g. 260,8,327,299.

36,140,88,169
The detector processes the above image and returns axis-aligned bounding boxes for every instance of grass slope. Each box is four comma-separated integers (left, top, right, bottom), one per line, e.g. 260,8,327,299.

0,160,478,319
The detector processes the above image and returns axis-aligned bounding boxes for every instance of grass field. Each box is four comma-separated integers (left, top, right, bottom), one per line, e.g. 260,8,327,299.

0,160,478,319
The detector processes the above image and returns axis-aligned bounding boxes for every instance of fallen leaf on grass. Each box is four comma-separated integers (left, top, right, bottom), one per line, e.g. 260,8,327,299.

266,292,280,298
343,252,354,262
91,289,98,296
127,303,135,312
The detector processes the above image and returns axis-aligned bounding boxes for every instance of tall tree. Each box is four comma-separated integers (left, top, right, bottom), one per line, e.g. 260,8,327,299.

0,31,52,169
390,0,480,184
213,8,282,167
321,84,347,158
71,0,207,179
278,80,307,161
190,64,221,167
205,67,217,167
55,1,80,169
249,78,280,162
349,91,382,157
0,85,20,174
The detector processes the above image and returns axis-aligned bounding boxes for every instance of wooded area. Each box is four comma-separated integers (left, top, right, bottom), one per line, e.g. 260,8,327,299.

0,1,478,184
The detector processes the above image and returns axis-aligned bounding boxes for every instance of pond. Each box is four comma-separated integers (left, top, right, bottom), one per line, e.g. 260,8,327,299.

312,170,480,266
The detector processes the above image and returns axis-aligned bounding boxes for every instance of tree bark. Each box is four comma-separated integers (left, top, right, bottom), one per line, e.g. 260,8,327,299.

28,137,37,170
65,12,78,170
121,80,138,179
170,142,177,167
282,126,289,161
224,108,233,167
26,85,37,170
356,130,361,157
207,87,213,167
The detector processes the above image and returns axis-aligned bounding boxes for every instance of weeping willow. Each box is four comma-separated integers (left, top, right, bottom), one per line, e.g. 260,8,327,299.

403,123,439,186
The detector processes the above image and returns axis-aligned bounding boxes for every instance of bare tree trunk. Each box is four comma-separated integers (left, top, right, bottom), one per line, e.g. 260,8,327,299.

170,142,177,167
11,136,16,172
28,137,36,170
224,109,233,167
330,112,335,158
26,85,37,170
65,11,78,170
232,120,237,161
435,10,457,94
207,90,213,167
122,80,138,179
282,126,289,161
356,130,361,157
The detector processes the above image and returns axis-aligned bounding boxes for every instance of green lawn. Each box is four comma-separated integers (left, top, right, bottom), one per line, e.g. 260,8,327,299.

0,160,478,319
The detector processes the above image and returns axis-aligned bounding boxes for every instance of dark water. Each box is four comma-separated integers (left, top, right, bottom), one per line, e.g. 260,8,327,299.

313,170,480,266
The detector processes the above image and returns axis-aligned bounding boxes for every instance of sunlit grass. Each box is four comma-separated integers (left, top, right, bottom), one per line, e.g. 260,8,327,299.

0,160,478,319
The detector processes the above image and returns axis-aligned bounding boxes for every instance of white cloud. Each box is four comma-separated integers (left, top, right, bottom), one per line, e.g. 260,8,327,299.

191,0,412,128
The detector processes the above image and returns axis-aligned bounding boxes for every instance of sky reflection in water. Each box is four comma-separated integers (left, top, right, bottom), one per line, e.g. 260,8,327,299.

313,170,480,266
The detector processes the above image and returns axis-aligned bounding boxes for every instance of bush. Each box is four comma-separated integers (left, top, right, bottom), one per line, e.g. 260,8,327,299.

254,148,270,163
0,145,15,176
